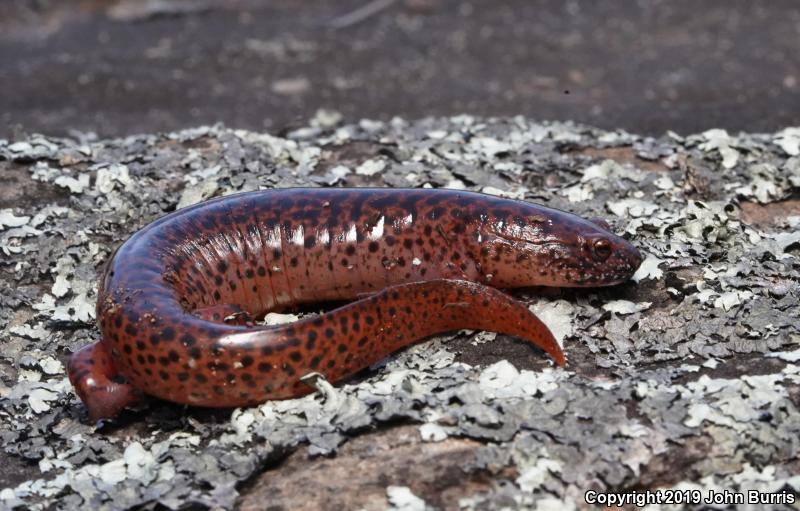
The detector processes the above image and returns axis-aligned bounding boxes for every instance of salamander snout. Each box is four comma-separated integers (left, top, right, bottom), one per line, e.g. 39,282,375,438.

576,231,643,286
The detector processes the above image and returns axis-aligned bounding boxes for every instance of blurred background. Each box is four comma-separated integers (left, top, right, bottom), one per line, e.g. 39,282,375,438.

0,0,798,140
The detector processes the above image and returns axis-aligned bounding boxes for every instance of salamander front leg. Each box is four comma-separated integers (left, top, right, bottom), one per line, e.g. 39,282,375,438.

67,342,141,422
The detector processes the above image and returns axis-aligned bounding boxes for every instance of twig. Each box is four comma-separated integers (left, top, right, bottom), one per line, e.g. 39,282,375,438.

326,0,398,29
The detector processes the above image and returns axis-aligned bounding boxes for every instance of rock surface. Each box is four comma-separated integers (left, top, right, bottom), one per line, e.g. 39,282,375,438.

0,116,799,510
2,1,800,139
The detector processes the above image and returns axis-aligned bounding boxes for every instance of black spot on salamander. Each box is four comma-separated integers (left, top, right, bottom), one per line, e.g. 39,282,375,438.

180,333,196,347
306,331,317,349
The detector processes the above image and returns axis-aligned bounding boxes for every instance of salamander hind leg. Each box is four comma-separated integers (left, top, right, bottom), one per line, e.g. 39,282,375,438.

192,304,254,325
67,341,141,422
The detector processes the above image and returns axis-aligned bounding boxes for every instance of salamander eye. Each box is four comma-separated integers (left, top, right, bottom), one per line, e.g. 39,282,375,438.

591,239,612,261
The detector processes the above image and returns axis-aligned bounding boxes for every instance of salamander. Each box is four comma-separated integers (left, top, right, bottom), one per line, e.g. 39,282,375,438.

67,188,643,421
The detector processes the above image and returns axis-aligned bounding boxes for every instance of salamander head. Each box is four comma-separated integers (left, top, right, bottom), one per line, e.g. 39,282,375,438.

476,206,643,288
552,218,644,287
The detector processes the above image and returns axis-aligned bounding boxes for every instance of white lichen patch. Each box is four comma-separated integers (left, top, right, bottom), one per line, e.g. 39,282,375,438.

0,209,31,229
418,423,448,442
602,300,652,315
529,299,575,347
387,486,429,511
355,158,386,176
632,254,664,282
774,126,800,156
262,312,301,325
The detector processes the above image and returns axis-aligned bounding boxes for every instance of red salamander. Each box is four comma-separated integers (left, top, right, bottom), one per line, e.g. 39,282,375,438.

67,188,643,420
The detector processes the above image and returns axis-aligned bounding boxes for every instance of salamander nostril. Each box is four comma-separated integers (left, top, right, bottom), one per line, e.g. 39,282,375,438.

592,239,612,261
